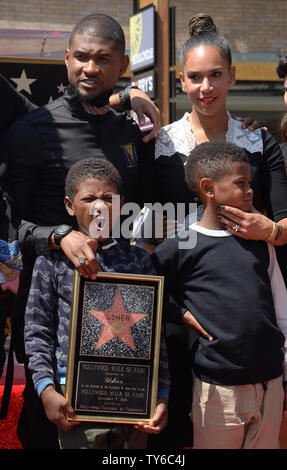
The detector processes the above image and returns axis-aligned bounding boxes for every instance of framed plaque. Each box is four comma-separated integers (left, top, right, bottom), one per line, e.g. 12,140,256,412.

65,271,164,423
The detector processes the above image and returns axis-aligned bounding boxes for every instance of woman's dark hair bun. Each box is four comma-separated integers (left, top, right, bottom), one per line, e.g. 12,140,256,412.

181,12,231,70
188,13,219,37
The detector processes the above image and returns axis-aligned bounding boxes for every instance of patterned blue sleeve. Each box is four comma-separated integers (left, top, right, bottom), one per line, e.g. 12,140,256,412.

137,248,170,399
24,255,58,394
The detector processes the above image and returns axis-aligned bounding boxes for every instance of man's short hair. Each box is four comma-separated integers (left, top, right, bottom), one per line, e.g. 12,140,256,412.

69,14,126,54
65,157,123,200
185,141,249,192
277,56,287,79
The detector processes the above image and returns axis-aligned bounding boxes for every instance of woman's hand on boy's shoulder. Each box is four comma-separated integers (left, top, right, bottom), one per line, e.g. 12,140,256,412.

216,205,275,242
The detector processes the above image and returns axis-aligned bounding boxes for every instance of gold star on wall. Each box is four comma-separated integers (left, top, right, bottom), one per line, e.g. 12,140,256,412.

10,69,37,95
57,83,66,94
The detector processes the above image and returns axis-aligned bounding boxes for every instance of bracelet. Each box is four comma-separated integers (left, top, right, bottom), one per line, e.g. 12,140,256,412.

266,221,278,243
275,224,283,242
122,85,139,110
119,89,125,107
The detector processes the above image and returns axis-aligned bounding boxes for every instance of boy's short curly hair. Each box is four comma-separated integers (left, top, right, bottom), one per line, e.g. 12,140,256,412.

65,158,123,200
185,141,249,194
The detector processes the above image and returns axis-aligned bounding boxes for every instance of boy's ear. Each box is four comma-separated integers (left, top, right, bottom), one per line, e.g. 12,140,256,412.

199,178,215,198
64,195,75,216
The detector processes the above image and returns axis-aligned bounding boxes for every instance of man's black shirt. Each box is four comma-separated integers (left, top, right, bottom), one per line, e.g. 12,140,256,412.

3,86,155,361
0,74,37,133
0,74,37,241
4,86,154,256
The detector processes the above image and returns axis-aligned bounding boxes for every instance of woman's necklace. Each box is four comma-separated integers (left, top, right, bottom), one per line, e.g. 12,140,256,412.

187,113,228,145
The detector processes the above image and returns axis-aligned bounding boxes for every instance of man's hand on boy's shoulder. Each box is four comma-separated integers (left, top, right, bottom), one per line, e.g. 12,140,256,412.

41,385,80,431
234,115,268,132
134,398,168,434
50,230,100,279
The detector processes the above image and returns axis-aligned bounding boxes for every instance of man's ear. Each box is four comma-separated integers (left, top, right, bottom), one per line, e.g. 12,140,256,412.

119,55,129,77
64,195,75,216
120,196,125,209
64,48,70,69
199,178,215,199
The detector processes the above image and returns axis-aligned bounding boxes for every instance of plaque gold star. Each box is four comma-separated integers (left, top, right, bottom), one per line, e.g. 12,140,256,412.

89,289,147,351
10,69,37,95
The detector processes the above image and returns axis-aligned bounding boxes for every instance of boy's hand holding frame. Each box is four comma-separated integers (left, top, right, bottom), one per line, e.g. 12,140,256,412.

41,386,168,434
134,398,168,434
41,385,79,432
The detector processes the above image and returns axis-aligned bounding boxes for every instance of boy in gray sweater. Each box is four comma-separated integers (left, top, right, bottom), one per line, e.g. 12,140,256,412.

24,158,169,449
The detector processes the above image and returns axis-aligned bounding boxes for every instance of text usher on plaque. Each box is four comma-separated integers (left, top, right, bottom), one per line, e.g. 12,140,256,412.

65,271,164,423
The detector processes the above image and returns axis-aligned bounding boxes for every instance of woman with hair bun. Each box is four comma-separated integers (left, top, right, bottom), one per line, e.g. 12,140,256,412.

155,12,287,262
188,12,219,36
150,13,287,449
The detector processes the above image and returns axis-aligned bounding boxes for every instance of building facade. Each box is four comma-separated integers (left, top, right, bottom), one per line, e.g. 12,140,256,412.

0,0,286,132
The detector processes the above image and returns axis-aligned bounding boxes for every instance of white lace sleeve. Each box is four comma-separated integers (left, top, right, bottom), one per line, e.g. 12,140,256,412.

226,115,263,154
155,113,196,159
155,112,263,161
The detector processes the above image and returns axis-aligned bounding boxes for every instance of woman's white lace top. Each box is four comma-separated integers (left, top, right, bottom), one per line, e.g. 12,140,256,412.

155,112,263,159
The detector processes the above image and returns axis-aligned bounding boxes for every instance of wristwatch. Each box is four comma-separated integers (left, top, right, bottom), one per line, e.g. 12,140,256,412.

53,224,73,249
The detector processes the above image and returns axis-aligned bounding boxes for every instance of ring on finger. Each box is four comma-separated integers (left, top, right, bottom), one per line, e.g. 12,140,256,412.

232,224,240,232
78,257,86,264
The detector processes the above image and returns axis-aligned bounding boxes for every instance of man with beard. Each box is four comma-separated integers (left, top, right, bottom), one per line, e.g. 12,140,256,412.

2,14,156,449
